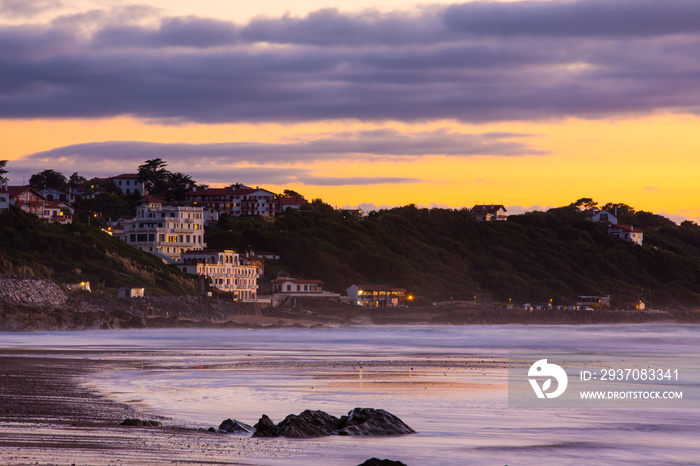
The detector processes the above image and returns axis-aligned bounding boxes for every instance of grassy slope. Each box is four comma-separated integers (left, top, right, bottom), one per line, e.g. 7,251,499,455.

0,207,197,295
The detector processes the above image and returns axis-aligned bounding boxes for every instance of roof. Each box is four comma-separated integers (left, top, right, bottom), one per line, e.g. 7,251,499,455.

273,278,325,285
137,195,165,204
351,284,407,292
471,204,507,214
584,208,616,218
111,173,140,180
279,197,308,205
186,187,277,197
7,186,46,199
181,249,234,255
609,224,641,232
44,201,68,208
186,188,235,197
236,187,275,196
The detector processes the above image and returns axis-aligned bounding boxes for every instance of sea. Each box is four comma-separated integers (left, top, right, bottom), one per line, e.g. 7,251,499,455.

2,324,699,465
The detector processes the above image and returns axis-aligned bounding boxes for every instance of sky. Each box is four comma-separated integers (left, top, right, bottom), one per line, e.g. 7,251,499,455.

1,0,699,222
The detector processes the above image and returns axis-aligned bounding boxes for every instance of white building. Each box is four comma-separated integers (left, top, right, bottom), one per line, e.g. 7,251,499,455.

111,174,146,196
119,196,206,262
39,188,76,205
0,186,8,212
42,201,73,224
346,284,408,308
271,273,341,307
177,249,259,301
186,186,277,218
7,186,46,215
586,208,618,224
608,224,643,246
119,287,145,298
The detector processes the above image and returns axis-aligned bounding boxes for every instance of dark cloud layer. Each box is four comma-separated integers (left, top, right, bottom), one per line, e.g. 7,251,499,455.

21,129,541,164
2,1,700,122
15,129,535,186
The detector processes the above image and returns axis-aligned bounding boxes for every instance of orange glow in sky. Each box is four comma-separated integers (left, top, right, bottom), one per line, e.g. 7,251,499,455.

2,0,699,222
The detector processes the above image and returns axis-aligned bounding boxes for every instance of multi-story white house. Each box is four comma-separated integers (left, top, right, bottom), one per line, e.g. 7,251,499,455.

186,186,277,219
177,249,259,302
119,196,206,262
608,224,643,246
7,186,46,215
42,201,73,224
38,188,76,205
110,174,146,196
237,188,276,216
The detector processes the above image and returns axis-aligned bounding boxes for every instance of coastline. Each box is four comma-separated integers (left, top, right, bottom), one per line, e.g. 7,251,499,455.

2,295,699,332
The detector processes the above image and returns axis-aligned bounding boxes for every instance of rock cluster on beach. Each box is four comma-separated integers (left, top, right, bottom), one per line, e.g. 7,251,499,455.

214,408,415,438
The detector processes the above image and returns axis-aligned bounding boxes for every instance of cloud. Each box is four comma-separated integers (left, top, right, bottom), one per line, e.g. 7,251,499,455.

0,0,62,18
19,129,543,166
305,176,421,186
8,154,424,188
443,0,700,38
2,1,700,122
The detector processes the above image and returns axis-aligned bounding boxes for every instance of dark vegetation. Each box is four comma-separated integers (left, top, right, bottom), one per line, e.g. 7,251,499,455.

0,207,197,295
207,200,700,308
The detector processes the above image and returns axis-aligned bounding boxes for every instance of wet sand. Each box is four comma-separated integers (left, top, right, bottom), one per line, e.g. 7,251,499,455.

0,350,325,465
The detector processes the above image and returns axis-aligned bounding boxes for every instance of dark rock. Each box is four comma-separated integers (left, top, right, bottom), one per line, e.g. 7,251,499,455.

252,408,414,438
119,418,162,427
338,408,415,436
218,418,254,434
252,414,278,437
276,409,343,438
357,459,407,466
207,427,216,433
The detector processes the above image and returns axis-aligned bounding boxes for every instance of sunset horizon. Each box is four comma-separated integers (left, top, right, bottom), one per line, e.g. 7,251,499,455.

2,0,699,222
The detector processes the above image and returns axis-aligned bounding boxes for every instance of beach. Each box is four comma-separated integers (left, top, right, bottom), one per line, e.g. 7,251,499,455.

1,325,699,465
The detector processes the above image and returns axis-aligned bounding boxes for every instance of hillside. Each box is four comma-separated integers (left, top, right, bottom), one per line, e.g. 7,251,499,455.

207,202,700,308
0,207,197,296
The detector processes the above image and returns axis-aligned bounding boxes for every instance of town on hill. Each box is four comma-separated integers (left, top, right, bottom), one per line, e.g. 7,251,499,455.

2,158,700,315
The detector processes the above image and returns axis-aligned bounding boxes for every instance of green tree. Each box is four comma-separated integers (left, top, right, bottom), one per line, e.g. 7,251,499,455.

29,169,68,190
138,158,170,195
68,172,87,189
571,198,598,210
280,189,303,199
85,177,121,196
603,202,636,224
0,160,8,184
166,172,195,202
